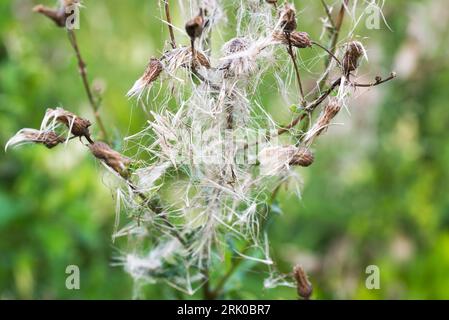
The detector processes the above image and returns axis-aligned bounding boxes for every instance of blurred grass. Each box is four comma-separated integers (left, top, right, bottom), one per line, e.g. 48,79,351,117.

1,0,449,299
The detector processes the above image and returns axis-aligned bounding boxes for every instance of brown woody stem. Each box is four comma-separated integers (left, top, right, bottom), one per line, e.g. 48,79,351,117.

67,29,109,142
164,0,177,49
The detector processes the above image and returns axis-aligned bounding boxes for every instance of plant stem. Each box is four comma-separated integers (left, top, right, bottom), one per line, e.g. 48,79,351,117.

286,33,306,105
164,0,177,49
279,0,349,135
277,73,396,135
67,29,109,141
318,0,348,90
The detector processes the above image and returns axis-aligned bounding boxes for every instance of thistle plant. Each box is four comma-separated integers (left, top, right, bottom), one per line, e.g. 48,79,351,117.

5,0,396,299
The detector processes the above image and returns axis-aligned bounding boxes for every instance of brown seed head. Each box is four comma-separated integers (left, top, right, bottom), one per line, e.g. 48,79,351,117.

190,49,211,69
265,0,278,5
40,131,66,148
272,31,312,48
33,0,80,28
143,58,164,84
224,38,250,54
280,3,297,33
48,108,92,138
343,41,365,74
303,99,341,144
185,10,204,40
89,142,131,178
289,147,314,167
293,265,313,300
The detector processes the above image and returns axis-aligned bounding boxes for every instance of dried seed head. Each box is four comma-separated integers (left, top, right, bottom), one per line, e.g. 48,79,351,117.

89,141,131,178
190,49,211,69
303,98,342,145
259,145,314,175
224,37,249,54
293,265,313,300
279,3,297,33
33,0,80,28
265,0,278,5
45,108,92,138
343,41,365,75
142,58,164,83
220,37,257,78
127,58,163,99
185,10,204,40
5,129,65,151
289,147,315,167
272,31,312,48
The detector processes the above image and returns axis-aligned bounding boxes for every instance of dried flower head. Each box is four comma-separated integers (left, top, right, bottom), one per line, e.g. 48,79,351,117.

279,3,297,33
303,98,342,145
190,49,211,69
259,145,314,175
185,10,204,40
343,41,366,75
293,265,313,300
272,30,312,48
33,0,81,28
43,107,92,139
265,0,278,5
89,141,131,177
289,147,315,167
220,37,257,78
127,58,164,99
5,129,65,151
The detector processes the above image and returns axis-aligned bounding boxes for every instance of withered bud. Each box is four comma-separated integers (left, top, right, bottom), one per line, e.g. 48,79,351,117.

303,99,341,144
185,10,204,40
279,3,297,33
272,31,312,48
126,58,164,99
40,131,66,148
343,41,365,75
225,37,249,54
293,265,313,300
142,58,164,84
89,142,131,177
33,1,80,28
47,108,92,138
289,147,315,167
190,49,211,69
5,129,65,151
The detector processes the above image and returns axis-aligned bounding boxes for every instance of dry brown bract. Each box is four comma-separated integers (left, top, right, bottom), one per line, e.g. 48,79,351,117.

89,141,131,177
293,265,313,300
289,147,315,167
272,31,312,48
343,41,365,75
279,3,297,33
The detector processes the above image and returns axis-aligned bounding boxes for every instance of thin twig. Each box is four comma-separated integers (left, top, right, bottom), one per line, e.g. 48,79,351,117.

311,41,342,67
278,73,396,135
318,0,348,91
320,0,336,29
286,32,306,105
164,0,177,49
66,29,109,141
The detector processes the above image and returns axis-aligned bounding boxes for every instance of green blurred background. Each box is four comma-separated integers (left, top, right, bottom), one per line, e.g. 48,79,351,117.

1,0,449,299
